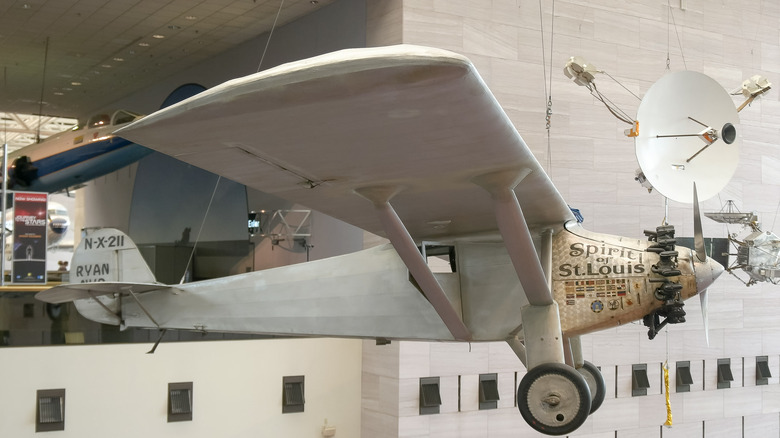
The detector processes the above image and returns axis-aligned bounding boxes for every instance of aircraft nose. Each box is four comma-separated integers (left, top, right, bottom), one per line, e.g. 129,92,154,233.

696,256,725,292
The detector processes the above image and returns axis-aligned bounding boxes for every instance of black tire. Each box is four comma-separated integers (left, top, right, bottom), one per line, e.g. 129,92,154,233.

517,362,591,436
578,361,606,414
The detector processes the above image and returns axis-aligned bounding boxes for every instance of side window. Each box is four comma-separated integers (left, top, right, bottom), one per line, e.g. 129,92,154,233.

420,242,456,273
112,110,140,125
88,114,110,128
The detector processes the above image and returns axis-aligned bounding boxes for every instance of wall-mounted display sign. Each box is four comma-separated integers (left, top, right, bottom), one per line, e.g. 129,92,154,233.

12,192,47,284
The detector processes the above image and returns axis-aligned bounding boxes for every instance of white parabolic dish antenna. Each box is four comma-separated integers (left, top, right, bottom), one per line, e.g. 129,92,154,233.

635,71,739,203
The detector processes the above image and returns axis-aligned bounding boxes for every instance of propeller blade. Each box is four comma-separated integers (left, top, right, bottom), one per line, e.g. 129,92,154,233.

693,182,707,261
700,289,709,346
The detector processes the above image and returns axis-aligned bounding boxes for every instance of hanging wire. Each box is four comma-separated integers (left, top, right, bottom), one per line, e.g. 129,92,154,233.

36,37,50,143
538,0,556,176
538,0,549,103
667,2,687,70
180,176,222,284
257,0,286,72
546,0,555,103
662,197,669,226
600,70,642,101
666,0,671,70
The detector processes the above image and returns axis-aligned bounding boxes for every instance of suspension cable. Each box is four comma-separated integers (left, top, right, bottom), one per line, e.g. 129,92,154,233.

257,0,286,72
538,0,556,176
36,36,50,143
180,176,222,284
667,1,687,70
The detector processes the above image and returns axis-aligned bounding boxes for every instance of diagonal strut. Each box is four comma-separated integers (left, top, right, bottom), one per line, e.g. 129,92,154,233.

355,186,472,342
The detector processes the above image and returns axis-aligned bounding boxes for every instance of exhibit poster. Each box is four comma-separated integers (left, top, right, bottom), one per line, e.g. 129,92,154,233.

12,192,47,284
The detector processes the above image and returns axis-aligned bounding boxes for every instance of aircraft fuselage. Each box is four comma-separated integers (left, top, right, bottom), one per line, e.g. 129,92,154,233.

6,110,151,193
45,223,719,345
551,224,699,337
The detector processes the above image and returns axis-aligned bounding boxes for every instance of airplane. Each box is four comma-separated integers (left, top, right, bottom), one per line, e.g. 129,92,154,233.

2,83,208,195
35,45,725,436
3,109,152,194
4,200,71,248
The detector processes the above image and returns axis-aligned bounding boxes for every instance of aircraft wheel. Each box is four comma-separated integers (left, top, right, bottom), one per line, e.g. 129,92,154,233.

577,361,606,414
517,362,591,436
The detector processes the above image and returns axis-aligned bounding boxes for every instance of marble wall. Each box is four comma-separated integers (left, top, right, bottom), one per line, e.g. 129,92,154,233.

363,0,780,436
0,338,363,438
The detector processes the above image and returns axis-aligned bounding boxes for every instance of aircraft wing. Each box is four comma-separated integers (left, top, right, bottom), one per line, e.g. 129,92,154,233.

117,45,574,240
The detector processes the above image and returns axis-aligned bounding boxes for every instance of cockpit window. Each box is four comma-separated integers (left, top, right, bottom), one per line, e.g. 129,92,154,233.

112,110,141,125
88,114,111,128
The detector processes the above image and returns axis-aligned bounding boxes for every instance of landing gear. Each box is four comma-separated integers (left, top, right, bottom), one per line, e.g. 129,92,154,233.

577,361,605,414
643,224,686,340
517,363,591,436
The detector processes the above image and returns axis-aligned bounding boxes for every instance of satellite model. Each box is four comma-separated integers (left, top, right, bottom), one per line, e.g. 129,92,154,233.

633,71,739,203
564,58,777,291
706,200,780,286
564,57,770,203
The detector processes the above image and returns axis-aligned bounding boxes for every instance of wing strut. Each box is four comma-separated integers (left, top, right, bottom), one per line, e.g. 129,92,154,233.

355,186,472,342
473,169,553,305
474,169,564,368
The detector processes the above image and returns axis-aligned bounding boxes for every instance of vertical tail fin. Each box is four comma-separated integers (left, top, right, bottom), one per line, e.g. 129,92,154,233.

36,228,161,326
71,228,156,284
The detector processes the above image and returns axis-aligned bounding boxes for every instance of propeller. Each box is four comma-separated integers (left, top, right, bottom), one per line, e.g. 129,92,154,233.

693,182,709,345
693,182,707,262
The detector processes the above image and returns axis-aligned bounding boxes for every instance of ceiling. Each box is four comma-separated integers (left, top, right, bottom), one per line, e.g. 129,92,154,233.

0,112,78,150
0,0,334,120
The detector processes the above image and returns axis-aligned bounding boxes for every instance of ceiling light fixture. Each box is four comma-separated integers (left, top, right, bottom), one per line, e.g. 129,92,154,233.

185,16,197,20
113,57,124,62
152,34,165,39
138,42,150,47
71,82,81,86
101,64,112,68
168,25,181,30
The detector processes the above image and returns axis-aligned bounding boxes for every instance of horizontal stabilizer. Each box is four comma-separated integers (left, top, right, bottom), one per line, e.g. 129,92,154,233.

36,282,167,304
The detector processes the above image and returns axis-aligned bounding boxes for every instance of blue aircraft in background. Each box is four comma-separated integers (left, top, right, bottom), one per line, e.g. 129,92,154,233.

4,109,152,194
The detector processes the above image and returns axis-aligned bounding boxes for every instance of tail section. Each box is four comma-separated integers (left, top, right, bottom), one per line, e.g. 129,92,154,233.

71,228,156,284
36,228,164,326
